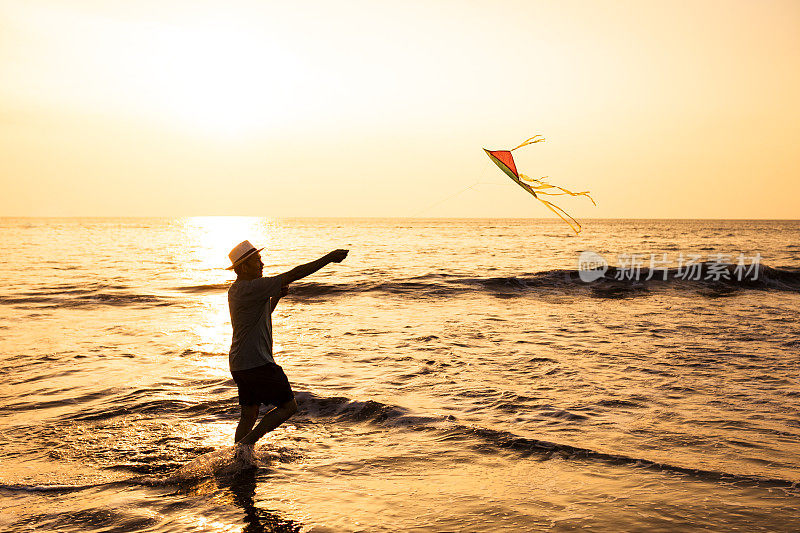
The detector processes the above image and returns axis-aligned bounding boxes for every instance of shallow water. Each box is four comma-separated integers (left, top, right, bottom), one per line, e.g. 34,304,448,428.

1,217,799,532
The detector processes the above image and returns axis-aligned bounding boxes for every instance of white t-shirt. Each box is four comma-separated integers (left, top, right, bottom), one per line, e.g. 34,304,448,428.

227,275,282,371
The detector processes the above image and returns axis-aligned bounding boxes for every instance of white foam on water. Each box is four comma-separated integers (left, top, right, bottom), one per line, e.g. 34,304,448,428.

137,443,284,486
1,445,278,492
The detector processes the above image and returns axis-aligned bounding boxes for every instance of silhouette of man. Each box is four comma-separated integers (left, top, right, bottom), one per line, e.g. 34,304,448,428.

226,240,348,447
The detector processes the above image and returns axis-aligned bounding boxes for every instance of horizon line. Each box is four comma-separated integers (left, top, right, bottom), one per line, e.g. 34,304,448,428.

1,216,799,222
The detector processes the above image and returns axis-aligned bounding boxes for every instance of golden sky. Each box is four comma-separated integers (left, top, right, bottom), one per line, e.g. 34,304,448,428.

1,0,798,218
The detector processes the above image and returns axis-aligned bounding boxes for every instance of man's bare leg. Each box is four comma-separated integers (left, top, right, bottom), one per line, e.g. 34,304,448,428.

235,405,260,444
238,398,298,446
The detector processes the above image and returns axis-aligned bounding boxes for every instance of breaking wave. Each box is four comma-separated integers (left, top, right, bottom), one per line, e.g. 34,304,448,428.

5,390,798,495
293,392,800,491
7,264,796,310
283,263,800,299
0,282,173,309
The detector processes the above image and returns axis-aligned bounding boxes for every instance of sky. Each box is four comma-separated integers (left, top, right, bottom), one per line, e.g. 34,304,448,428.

1,0,798,218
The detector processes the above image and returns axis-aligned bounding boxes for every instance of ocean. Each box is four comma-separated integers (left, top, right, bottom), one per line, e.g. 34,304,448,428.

1,217,799,532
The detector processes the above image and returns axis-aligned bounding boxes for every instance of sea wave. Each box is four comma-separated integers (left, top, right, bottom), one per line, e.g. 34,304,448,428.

18,390,800,492
61,395,238,422
0,282,173,309
293,392,800,490
6,263,795,310
175,282,231,293
283,263,800,299
0,481,128,493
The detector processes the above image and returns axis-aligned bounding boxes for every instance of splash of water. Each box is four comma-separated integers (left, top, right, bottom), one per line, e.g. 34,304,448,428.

137,444,259,486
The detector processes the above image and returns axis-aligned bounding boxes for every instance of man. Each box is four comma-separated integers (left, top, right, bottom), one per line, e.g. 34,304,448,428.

226,240,348,447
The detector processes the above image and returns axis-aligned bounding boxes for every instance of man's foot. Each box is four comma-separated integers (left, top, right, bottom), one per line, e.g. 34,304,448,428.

233,442,257,468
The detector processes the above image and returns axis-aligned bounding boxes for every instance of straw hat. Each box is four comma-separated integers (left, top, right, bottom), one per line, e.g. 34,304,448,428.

226,240,264,270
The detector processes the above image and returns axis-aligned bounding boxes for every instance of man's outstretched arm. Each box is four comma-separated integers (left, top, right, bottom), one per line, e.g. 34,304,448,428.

279,249,348,286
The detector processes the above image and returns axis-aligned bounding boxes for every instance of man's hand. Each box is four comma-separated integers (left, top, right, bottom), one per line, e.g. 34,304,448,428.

328,249,349,263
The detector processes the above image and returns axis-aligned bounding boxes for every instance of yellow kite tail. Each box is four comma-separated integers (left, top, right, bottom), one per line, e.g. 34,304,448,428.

519,175,597,206
536,197,583,234
510,135,545,151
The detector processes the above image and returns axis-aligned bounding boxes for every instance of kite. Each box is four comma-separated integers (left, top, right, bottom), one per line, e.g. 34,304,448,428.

484,135,595,234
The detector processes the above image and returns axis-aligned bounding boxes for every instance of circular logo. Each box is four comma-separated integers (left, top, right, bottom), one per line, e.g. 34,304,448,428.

578,251,608,282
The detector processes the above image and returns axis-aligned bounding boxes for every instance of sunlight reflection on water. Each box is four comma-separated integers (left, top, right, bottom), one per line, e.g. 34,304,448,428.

1,218,799,532
181,216,267,271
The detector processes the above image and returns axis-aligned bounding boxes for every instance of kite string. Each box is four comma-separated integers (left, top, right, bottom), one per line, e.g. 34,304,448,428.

410,180,498,218
409,160,502,217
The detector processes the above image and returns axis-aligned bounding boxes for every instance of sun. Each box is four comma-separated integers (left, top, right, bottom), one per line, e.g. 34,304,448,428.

10,4,323,140
125,22,312,139
183,216,266,271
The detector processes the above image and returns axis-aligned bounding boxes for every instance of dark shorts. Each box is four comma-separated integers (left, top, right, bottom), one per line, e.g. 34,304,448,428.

231,363,295,407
